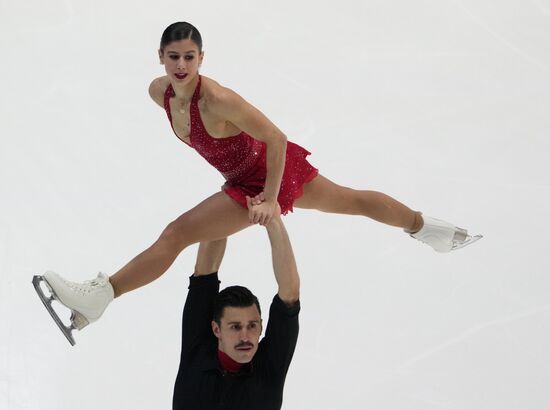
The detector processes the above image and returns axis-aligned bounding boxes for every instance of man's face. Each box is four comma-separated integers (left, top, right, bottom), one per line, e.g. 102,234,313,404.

212,305,262,363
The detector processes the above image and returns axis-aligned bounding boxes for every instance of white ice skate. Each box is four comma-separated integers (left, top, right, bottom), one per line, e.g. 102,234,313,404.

32,271,114,345
410,216,483,253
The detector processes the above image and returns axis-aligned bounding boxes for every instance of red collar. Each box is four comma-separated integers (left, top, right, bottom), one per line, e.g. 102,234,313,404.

217,349,244,373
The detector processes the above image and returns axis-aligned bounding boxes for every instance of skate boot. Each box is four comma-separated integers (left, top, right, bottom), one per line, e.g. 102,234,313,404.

32,271,114,345
410,215,483,253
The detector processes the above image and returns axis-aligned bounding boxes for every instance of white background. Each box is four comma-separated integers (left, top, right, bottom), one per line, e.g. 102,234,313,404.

1,0,550,409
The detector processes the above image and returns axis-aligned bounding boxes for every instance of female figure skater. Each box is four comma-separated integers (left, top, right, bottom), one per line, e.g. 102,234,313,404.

33,22,481,345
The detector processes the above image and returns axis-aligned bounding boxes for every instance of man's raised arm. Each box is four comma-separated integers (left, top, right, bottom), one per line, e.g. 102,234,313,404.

193,239,228,277
178,239,227,358
264,210,300,306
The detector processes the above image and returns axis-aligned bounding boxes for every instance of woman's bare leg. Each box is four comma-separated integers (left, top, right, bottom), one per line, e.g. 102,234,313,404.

294,174,422,231
109,192,249,297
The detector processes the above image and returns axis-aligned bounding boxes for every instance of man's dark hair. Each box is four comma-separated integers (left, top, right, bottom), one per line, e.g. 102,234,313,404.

213,286,261,325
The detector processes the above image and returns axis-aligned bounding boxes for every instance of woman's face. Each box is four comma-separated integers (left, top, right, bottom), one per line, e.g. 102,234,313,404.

159,39,203,84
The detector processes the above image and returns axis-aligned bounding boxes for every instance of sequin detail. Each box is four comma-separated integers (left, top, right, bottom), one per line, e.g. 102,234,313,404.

163,76,318,214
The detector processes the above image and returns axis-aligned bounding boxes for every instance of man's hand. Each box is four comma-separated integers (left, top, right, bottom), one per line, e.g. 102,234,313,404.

246,195,279,226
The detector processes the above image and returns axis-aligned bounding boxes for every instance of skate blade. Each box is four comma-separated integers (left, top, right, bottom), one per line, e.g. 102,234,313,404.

451,234,483,251
32,276,76,346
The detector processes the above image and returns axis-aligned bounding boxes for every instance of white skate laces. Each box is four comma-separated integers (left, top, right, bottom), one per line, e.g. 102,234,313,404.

33,271,115,345
61,275,109,295
410,215,483,252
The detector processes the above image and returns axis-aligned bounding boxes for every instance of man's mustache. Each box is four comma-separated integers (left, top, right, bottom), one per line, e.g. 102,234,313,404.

235,342,254,349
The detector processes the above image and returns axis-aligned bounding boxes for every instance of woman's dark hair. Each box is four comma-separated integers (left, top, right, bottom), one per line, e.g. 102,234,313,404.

160,22,202,52
213,286,261,325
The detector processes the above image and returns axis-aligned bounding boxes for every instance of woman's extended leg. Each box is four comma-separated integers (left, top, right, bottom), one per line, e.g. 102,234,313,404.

293,174,481,252
34,193,248,344
109,192,249,297
294,174,422,231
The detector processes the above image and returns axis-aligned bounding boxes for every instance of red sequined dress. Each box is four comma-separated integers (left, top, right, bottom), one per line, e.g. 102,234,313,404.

163,76,318,214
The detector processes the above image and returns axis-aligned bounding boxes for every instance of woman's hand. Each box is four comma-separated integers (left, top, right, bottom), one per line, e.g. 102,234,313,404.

249,191,265,206
246,195,279,226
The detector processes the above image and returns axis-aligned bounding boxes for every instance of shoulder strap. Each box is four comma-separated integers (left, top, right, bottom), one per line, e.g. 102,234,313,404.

163,83,174,121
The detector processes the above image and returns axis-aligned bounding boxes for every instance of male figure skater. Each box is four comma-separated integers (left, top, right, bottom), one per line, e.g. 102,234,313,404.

173,201,300,410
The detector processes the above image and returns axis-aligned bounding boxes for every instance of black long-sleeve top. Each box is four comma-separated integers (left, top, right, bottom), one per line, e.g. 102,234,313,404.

172,272,300,410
